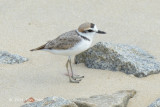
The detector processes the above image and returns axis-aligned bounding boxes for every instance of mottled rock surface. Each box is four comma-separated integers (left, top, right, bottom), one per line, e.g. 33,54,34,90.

21,90,136,107
21,96,78,107
0,51,28,64
72,90,136,107
75,42,160,77
148,98,160,107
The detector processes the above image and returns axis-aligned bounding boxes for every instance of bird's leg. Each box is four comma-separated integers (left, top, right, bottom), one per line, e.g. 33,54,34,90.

66,58,80,83
68,56,84,80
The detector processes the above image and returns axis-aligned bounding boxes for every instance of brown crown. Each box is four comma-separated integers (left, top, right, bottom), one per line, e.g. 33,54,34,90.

78,22,94,32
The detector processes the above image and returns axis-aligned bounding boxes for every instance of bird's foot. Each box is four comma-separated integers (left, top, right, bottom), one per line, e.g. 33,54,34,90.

69,78,81,83
72,74,84,80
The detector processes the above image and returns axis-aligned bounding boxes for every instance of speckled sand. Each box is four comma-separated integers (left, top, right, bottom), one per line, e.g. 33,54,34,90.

0,0,160,107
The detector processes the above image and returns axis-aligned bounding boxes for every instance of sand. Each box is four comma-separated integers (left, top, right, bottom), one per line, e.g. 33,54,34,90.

0,0,160,106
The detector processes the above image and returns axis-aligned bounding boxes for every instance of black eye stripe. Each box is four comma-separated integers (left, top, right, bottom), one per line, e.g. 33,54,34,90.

87,30,94,32
82,29,94,33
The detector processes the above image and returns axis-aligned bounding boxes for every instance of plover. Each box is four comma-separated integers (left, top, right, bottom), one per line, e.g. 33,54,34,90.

31,22,106,83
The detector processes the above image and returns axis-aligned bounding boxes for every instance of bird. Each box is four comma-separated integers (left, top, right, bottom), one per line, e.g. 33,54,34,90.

30,22,106,83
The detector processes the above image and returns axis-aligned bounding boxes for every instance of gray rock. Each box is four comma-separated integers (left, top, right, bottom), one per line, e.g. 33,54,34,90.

148,98,160,107
72,90,136,107
75,42,160,77
0,51,28,64
21,90,136,107
21,96,78,107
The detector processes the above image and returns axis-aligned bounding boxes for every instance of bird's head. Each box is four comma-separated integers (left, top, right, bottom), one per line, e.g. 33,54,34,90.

76,22,106,38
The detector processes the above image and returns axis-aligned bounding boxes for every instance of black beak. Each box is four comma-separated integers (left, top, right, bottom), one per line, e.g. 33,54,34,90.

97,30,106,34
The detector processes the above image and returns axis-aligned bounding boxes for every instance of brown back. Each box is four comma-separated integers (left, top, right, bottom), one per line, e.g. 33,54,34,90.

44,30,81,50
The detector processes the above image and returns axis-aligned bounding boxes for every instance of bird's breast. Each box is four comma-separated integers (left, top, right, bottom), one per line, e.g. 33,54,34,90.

71,39,92,52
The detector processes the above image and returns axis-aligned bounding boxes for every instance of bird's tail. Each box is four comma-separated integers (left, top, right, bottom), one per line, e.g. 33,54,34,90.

30,44,45,51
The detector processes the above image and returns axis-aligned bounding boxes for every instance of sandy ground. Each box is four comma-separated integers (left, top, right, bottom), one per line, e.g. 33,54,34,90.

0,0,160,107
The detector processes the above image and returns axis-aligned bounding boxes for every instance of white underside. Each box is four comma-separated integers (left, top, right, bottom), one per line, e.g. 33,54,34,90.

42,39,92,56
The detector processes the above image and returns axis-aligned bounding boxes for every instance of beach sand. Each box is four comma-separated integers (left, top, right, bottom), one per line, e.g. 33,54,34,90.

0,0,160,106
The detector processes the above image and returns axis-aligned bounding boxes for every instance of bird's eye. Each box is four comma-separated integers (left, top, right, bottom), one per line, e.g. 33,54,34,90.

82,30,94,33
87,30,94,32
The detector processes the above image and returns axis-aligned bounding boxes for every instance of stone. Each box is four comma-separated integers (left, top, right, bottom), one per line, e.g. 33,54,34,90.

148,98,160,107
21,96,78,107
21,90,136,107
75,42,160,77
72,90,136,107
0,51,28,64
